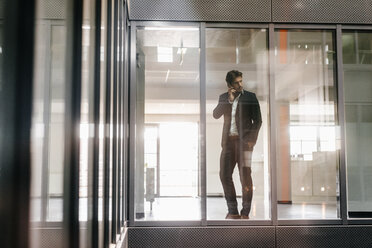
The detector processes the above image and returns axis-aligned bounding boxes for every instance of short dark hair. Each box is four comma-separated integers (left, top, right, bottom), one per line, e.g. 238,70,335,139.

225,70,243,86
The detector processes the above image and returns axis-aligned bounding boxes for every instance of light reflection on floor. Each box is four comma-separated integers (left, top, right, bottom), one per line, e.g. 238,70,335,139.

30,197,338,222
138,197,338,221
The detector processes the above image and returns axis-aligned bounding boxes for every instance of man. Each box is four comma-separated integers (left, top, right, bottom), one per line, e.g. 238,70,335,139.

213,70,262,219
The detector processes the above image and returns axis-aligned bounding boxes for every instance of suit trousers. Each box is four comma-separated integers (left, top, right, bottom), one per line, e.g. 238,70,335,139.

220,136,253,216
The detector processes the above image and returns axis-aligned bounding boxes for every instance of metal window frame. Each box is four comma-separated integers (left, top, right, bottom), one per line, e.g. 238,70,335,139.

269,23,278,226
123,0,130,227
128,20,137,226
103,0,113,246
272,25,345,226
62,0,83,247
200,22,207,227
118,0,124,231
92,0,102,247
339,25,372,225
203,23,272,226
127,20,372,227
111,0,119,242
128,21,203,227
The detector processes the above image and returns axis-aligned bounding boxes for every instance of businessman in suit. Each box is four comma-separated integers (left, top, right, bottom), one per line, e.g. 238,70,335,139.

213,70,262,219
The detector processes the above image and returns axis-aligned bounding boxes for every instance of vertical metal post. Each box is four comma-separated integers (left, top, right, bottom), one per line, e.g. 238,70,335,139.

104,0,113,246
200,22,207,225
92,0,102,247
0,0,35,247
269,23,278,225
63,0,83,247
336,25,348,225
128,21,137,226
117,0,123,232
122,2,129,226
111,0,118,241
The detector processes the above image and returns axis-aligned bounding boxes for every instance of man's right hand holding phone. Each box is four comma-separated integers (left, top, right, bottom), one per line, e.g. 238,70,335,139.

228,87,236,103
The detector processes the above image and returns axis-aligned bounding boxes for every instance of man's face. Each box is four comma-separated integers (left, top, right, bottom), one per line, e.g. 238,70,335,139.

230,76,243,92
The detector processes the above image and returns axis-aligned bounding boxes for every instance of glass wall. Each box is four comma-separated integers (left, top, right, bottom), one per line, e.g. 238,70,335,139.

135,26,201,221
98,0,108,246
28,0,129,247
30,4,67,227
206,28,270,220
343,31,372,218
79,0,97,246
274,30,339,219
30,1,67,247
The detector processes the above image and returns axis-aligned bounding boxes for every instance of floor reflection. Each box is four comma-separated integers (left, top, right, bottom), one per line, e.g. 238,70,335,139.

30,197,338,221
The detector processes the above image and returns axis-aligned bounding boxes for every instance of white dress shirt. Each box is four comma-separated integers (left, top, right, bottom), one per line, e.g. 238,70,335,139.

229,92,242,136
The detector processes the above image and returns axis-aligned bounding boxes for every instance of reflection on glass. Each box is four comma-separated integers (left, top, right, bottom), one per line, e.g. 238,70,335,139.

47,25,66,222
343,31,372,218
275,30,339,219
98,0,107,246
136,26,200,220
30,1,67,248
79,0,96,246
206,29,270,220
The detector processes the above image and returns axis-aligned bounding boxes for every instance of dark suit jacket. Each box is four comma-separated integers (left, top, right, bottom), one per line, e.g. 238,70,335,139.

213,90,262,151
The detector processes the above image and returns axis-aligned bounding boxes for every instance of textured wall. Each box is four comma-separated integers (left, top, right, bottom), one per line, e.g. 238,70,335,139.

128,0,372,24
129,227,276,248
129,226,372,248
38,0,66,19
272,0,372,24
128,0,271,22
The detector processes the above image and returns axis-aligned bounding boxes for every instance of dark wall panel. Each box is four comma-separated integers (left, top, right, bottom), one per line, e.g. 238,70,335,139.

128,0,271,22
277,226,372,248
128,227,275,248
272,0,372,24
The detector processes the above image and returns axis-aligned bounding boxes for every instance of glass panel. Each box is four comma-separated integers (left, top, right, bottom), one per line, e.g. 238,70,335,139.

135,26,200,221
30,1,67,248
98,0,107,245
206,28,270,220
47,25,66,222
80,0,96,246
274,30,339,220
343,31,372,218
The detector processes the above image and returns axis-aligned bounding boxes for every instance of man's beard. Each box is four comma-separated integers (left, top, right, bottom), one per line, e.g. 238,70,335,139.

234,90,241,97
235,87,243,95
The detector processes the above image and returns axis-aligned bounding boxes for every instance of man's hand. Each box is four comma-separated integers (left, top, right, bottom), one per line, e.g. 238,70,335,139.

228,87,236,102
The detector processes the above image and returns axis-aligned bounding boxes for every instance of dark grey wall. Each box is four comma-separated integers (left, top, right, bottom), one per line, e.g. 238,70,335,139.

128,226,372,248
128,0,372,24
128,0,271,22
129,227,276,248
272,0,372,24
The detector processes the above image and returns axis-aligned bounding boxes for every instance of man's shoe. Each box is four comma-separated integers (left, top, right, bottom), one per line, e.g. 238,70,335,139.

241,215,249,219
225,213,241,219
